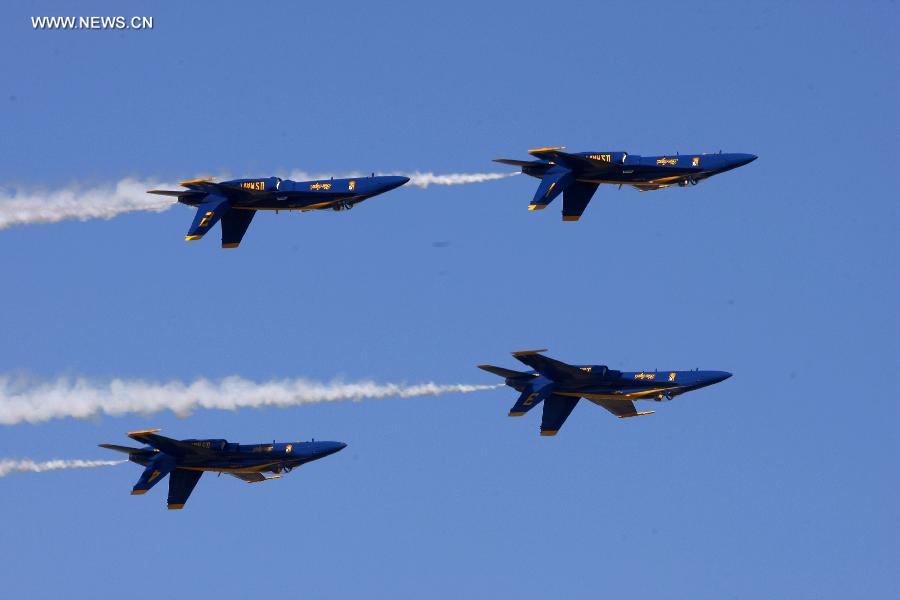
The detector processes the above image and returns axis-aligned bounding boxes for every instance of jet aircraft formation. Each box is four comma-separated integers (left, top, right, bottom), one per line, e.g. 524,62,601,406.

96,147,752,508
147,147,754,246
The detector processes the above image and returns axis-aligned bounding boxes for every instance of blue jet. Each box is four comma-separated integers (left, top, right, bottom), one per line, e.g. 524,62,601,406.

148,174,410,248
495,147,757,221
479,350,732,436
100,429,347,509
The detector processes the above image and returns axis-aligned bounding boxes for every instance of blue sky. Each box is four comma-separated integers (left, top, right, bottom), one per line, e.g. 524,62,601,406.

1,1,898,598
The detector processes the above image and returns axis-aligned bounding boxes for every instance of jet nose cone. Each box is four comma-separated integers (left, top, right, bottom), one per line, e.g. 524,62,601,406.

733,154,757,168
383,176,410,190
322,441,347,456
711,371,733,384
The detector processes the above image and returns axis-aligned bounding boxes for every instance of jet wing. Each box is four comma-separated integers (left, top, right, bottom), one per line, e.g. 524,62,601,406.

534,150,626,174
588,398,655,419
228,472,283,483
540,394,580,436
126,429,208,457
511,350,592,381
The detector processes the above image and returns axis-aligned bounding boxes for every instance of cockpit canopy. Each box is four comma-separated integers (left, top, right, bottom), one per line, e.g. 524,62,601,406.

587,365,622,379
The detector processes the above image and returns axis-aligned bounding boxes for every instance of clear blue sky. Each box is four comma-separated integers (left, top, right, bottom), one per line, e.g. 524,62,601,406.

1,1,897,598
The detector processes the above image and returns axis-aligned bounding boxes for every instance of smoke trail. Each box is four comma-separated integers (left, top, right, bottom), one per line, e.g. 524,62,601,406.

0,375,500,425
0,458,124,478
285,170,518,188
398,171,518,189
0,178,177,230
0,170,516,231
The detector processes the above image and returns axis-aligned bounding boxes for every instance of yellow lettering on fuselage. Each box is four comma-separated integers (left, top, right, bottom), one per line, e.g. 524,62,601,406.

656,158,678,166
634,372,656,380
310,182,332,191
588,154,612,162
240,181,266,191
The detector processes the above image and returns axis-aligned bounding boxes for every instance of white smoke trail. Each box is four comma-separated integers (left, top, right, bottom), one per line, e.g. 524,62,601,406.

400,171,518,189
286,170,518,188
0,178,178,230
0,458,124,478
0,170,516,231
0,375,500,425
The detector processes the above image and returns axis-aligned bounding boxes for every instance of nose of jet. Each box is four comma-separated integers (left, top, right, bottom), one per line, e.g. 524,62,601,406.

382,176,410,190
321,441,347,456
708,371,733,384
731,153,757,168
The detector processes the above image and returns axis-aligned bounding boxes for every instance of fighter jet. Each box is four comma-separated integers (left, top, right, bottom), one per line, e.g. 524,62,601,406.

100,429,346,509
147,174,409,248
479,350,731,436
494,147,757,221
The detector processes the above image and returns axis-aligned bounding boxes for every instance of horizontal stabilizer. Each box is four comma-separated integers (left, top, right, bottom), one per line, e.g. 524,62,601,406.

478,364,529,379
146,190,188,197
493,158,536,167
98,443,144,454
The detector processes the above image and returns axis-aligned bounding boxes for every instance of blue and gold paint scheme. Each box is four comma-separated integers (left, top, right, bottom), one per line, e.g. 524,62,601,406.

148,174,410,248
494,147,757,221
479,350,731,436
100,429,346,509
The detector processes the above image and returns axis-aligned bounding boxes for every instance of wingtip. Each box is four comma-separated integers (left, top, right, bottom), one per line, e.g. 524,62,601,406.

528,146,566,155
127,428,161,436
511,349,548,357
178,177,216,186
